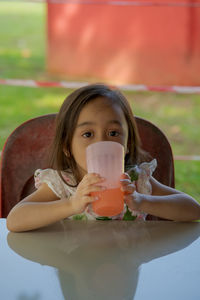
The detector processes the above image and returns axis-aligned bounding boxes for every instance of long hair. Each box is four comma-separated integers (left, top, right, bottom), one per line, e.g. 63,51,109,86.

49,84,145,185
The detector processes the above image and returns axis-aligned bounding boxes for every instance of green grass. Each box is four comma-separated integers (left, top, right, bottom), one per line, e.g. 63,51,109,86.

0,86,67,149
0,2,46,79
174,161,200,200
0,2,200,201
126,91,200,156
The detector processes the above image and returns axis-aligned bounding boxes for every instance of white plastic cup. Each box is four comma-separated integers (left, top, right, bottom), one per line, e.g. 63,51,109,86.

86,141,124,217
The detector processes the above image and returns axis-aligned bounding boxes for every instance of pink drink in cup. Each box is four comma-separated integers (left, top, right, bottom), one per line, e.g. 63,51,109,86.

86,141,124,217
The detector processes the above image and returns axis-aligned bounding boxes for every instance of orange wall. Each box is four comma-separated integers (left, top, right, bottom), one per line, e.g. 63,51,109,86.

47,0,200,85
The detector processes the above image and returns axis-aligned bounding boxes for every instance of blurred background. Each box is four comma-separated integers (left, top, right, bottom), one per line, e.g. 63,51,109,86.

0,0,200,200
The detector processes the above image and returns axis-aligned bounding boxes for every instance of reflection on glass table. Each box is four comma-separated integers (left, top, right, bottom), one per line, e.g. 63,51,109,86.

1,219,200,300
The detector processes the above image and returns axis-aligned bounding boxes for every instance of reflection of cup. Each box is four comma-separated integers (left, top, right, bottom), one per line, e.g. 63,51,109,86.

86,141,124,217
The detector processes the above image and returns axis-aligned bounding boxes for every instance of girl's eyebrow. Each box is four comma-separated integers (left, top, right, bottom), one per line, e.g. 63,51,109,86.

77,120,123,128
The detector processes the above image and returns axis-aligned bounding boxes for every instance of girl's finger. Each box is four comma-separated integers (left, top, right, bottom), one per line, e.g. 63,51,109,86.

124,194,133,207
120,178,132,185
82,195,98,205
120,172,130,180
82,184,106,195
121,183,136,194
81,173,105,186
77,179,105,196
124,191,140,211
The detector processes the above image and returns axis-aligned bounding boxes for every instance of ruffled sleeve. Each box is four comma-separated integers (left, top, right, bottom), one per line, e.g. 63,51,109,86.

136,159,157,194
34,169,70,199
124,159,157,220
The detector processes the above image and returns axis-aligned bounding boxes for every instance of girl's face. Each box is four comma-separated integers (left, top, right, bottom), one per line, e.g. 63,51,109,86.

70,96,129,179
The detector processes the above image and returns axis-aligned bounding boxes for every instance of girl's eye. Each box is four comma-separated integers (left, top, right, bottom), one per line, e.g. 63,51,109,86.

82,131,93,138
108,130,119,137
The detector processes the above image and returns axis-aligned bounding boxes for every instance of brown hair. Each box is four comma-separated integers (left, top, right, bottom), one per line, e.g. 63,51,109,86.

49,83,145,185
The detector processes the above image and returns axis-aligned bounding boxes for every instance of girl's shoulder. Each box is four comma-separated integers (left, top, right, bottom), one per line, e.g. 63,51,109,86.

34,168,76,198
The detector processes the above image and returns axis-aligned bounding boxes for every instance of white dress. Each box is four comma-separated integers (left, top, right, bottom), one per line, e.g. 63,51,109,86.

34,159,157,221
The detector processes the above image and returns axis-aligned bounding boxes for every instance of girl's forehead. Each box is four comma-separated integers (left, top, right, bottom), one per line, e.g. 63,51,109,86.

81,96,122,114
76,96,128,127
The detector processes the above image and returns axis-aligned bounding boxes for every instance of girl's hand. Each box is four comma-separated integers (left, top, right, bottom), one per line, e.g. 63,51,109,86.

120,173,141,211
70,173,105,215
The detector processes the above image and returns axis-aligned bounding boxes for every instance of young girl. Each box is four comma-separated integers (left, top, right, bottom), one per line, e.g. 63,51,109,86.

7,84,200,232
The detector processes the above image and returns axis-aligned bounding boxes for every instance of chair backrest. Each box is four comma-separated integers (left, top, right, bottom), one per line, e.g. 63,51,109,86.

0,114,174,218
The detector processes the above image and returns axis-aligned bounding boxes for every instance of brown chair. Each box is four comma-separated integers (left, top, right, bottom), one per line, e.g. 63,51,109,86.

0,114,174,218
